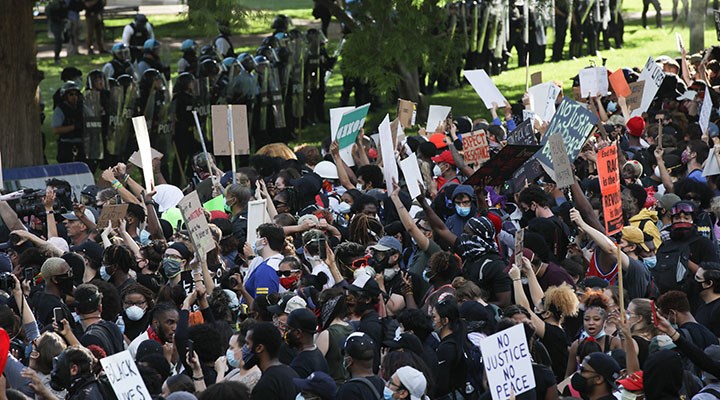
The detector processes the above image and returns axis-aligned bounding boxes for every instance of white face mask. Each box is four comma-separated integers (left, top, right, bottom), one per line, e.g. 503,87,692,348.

383,268,398,281
356,183,364,191
338,201,351,214
433,165,442,177
304,251,322,264
125,305,146,321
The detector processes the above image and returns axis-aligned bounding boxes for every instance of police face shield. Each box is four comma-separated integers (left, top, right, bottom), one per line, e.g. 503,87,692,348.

260,47,280,64
86,73,108,91
117,46,130,61
239,56,257,72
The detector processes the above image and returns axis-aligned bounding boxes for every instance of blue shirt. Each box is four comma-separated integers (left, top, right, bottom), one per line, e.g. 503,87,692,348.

244,259,279,298
688,169,707,184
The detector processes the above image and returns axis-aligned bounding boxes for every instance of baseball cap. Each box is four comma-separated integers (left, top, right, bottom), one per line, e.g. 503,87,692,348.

581,276,610,290
383,332,424,356
369,236,402,253
703,345,720,380
287,308,318,334
268,294,307,315
80,185,100,200
395,366,428,400
293,371,336,399
654,193,681,210
621,226,650,253
61,209,97,224
649,334,677,353
344,332,375,360
431,150,455,166
617,371,644,391
70,241,104,267
626,116,645,137
428,133,448,150
583,353,621,390
48,237,70,254
348,271,382,298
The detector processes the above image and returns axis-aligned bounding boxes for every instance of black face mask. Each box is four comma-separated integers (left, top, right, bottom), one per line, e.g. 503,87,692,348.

50,354,73,391
520,209,536,228
670,222,694,241
55,276,74,296
571,373,591,395
284,329,303,349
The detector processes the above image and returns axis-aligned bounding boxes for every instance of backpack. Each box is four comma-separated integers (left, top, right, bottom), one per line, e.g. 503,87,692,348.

461,341,485,400
347,377,381,400
652,237,701,294
96,373,119,400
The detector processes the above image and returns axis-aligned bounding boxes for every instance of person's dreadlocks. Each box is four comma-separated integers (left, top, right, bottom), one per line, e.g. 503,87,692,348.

348,214,384,247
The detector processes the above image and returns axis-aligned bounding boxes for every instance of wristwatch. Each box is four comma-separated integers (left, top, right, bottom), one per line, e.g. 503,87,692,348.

46,210,55,215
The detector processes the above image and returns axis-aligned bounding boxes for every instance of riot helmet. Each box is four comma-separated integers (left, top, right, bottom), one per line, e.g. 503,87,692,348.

199,58,221,78
85,69,107,91
117,74,135,88
238,53,256,72
175,72,198,96
60,81,81,97
261,35,280,49
256,45,279,64
111,43,130,61
134,14,148,26
181,39,197,54
143,39,160,55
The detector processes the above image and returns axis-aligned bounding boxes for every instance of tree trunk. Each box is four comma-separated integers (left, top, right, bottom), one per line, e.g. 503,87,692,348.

397,63,427,122
0,1,43,168
689,0,705,53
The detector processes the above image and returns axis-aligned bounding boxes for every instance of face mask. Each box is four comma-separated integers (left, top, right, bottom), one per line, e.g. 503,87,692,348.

607,101,617,112
433,165,442,177
422,269,435,283
522,208,536,224
162,258,183,279
356,183,364,191
280,275,299,290
125,305,146,321
304,252,322,264
455,205,471,217
226,348,240,368
571,372,590,395
338,201,351,214
654,166,661,177
50,356,73,391
242,345,257,370
670,222,694,240
681,149,691,164
643,256,657,269
55,276,74,296
253,238,265,255
100,265,113,281
383,268,398,281
383,386,394,400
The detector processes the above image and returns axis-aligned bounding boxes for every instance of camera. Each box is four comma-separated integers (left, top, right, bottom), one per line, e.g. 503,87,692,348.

0,272,16,292
13,189,46,218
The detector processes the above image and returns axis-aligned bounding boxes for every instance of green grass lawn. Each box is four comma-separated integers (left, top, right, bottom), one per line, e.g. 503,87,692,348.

36,0,715,165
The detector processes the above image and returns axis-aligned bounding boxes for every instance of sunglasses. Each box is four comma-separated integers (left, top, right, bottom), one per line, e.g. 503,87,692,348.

277,269,300,277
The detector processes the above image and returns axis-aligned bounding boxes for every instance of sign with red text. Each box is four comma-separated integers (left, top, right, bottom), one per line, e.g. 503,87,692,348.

597,145,623,235
178,191,214,255
463,130,490,165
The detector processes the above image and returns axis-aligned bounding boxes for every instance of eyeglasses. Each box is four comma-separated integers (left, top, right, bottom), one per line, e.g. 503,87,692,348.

671,203,695,216
277,269,300,277
124,300,147,307
386,381,404,391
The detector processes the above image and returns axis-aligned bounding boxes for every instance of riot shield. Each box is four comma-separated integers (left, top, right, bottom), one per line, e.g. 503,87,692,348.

267,66,286,129
82,90,104,160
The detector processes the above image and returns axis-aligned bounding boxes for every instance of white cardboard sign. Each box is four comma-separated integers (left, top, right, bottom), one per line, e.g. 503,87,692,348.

703,146,720,177
464,69,508,109
426,105,452,133
528,82,561,121
128,147,163,169
246,199,268,246
700,86,713,135
399,153,422,199
330,106,356,167
378,114,399,194
479,323,536,400
631,57,665,117
132,116,156,192
178,191,215,256
100,351,152,400
578,67,609,98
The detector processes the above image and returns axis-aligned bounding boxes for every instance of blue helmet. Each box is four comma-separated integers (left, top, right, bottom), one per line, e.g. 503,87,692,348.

181,39,196,53
111,43,130,61
143,39,160,52
222,57,236,69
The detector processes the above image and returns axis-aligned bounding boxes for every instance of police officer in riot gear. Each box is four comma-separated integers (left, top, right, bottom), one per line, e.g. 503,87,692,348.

214,20,235,58
52,82,86,164
103,43,135,80
178,39,199,76
255,46,288,144
83,70,110,172
122,14,154,63
304,28,331,125
172,72,202,184
137,39,169,80
139,69,172,177
286,29,306,131
272,15,292,34
106,74,139,162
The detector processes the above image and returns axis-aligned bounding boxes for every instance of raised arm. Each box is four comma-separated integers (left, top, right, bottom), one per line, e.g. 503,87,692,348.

446,135,474,178
418,188,457,248
570,208,629,270
390,180,430,251
509,265,547,338
654,147,674,193
330,141,356,190
42,189,58,239
101,168,140,205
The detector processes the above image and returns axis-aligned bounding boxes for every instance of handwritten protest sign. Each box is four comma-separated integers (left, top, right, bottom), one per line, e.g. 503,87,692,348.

426,105,452,132
528,82,560,122
514,229,524,268
100,351,152,400
626,81,645,111
336,103,370,150
96,204,129,229
211,105,250,155
579,67,609,97
507,120,537,145
466,144,541,187
379,115,400,194
397,99,417,129
597,145,623,235
479,323,536,400
609,69,631,98
464,69,508,109
330,106,355,167
530,71,542,86
631,57,665,117
548,134,575,188
700,86,712,135
536,97,597,176
463,130,490,165
246,199,268,246
178,191,214,255
399,153,422,199
132,117,155,192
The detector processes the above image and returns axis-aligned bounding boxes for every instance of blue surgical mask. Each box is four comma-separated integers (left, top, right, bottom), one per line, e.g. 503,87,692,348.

383,386,394,400
100,265,111,281
253,238,265,255
455,205,471,217
226,348,240,368
643,256,657,269
607,101,617,113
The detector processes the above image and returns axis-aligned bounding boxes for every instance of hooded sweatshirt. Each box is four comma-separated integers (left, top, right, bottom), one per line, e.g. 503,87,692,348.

445,185,477,236
629,208,661,250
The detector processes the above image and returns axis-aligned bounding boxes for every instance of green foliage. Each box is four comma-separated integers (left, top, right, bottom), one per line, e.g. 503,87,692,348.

185,0,252,36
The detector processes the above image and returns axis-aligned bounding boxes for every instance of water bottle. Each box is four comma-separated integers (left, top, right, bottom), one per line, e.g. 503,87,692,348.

116,315,125,334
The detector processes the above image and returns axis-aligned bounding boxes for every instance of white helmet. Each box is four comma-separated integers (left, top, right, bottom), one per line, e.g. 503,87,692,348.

313,161,339,180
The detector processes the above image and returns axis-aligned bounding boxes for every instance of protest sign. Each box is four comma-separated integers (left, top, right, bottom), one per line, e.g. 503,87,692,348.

609,69,631,98
507,119,537,147
528,82,560,122
464,69,508,109
462,130,490,165
548,134,575,188
426,105,452,132
704,147,720,177
579,67,609,98
715,10,720,41
211,104,250,155
399,153,422,199
510,158,544,192
535,97,597,176
626,81,645,111
514,229,524,267
330,106,356,167
530,71,542,86
178,191,214,256
700,86,712,135
631,57,665,117
597,145,623,235
132,116,155,191
96,204,129,229
522,110,536,122
336,103,370,150
100,351,152,400
128,147,163,169
379,114,400,194
246,199,268,246
466,144,541,187
676,32,685,53
397,99,417,129
479,323,536,400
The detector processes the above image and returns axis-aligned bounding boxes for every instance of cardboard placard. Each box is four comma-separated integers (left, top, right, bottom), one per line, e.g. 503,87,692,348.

514,229,524,267
128,148,163,169
132,117,156,192
336,103,371,150
465,144,542,187
631,57,665,117
330,106,356,167
703,146,720,177
700,86,713,135
578,67,609,97
528,82,561,122
507,119,538,146
715,10,720,41
626,81,646,111
96,204,129,229
479,323,536,400
548,134,575,188
510,158,545,192
530,72,542,86
536,97,598,180
522,110,536,122
426,105,452,133
399,153,422,199
211,104,250,155
464,69,508,109
178,191,215,256
463,130,491,166
597,145,623,235
609,69,631,98
100,351,153,400
397,99,417,129
379,114,399,194
246,199,268,246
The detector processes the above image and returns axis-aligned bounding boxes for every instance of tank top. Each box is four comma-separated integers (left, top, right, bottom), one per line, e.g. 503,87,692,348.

585,250,618,285
326,323,355,384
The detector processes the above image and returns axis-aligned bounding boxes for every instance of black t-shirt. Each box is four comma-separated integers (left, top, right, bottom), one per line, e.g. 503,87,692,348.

80,320,125,356
290,348,329,379
336,375,385,400
453,240,511,303
695,297,720,338
435,335,467,397
30,291,77,333
358,310,383,373
527,216,570,262
251,364,299,400
539,323,570,382
679,321,719,350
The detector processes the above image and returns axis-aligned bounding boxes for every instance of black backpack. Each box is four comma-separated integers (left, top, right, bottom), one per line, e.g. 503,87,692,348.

652,237,701,293
96,373,119,400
